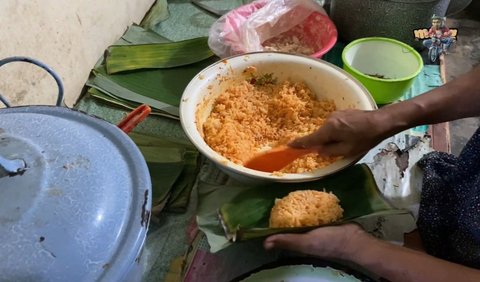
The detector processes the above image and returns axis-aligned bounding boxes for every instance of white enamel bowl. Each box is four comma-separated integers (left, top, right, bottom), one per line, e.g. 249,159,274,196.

180,52,377,183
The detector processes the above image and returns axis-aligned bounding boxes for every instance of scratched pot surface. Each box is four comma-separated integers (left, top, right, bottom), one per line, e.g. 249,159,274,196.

0,106,151,281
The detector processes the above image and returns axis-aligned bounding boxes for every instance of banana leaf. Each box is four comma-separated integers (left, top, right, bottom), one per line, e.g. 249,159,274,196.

165,150,201,212
197,164,411,251
147,0,216,41
87,88,180,120
120,25,171,45
128,132,201,217
140,0,170,30
219,165,409,241
87,24,219,119
130,134,186,206
142,147,185,204
105,37,214,74
87,56,218,118
88,66,179,116
87,87,179,120
129,131,200,212
146,0,250,41
129,130,194,148
93,25,171,70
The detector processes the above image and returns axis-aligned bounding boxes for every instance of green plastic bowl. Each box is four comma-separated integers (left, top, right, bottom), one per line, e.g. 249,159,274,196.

342,37,423,104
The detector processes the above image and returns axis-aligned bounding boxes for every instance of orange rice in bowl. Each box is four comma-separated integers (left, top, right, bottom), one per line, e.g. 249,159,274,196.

202,70,340,173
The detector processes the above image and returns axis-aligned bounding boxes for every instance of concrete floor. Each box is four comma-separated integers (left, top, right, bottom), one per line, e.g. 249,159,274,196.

0,0,154,107
445,2,480,155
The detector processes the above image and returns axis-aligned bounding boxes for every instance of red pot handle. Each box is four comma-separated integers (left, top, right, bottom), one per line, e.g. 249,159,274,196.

117,104,151,134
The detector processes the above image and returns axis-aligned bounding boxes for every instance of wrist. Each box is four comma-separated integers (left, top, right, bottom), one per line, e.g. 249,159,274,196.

340,229,391,266
368,109,399,141
336,225,375,261
374,101,422,137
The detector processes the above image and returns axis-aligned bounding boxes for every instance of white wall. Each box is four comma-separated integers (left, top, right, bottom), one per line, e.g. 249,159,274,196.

0,0,154,107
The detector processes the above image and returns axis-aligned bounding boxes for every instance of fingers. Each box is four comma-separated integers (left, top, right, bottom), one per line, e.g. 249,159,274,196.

289,110,380,156
319,143,351,157
289,134,360,157
320,142,367,157
288,111,352,149
288,134,322,149
289,127,332,149
264,233,312,253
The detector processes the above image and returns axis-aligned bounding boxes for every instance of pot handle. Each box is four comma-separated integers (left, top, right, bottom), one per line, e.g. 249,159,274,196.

0,56,64,107
117,104,152,134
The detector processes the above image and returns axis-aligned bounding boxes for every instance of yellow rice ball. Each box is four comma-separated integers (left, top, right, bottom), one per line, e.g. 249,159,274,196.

269,190,343,228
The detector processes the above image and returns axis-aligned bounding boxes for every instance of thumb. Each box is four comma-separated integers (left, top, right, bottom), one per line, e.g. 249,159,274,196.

264,233,311,253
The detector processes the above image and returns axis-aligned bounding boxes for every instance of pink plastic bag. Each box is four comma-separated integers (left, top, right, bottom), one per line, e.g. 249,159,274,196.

208,0,330,58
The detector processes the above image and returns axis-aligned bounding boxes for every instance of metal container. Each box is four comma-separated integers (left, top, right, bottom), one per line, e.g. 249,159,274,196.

0,57,152,281
329,0,451,48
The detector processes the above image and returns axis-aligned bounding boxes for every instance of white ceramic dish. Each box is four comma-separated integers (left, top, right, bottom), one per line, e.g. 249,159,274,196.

180,52,377,183
240,265,362,282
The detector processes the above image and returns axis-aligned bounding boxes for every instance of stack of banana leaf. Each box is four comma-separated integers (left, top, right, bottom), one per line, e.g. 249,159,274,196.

80,22,219,219
128,132,200,217
86,25,218,120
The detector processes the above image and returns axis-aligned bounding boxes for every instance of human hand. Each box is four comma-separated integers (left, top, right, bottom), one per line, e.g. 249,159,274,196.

264,224,369,260
289,109,389,157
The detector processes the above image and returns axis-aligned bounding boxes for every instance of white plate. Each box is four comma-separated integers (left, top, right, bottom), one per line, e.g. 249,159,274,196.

240,264,362,282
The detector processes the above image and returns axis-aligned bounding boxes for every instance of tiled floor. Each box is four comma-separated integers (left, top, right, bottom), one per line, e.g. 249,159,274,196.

445,2,480,155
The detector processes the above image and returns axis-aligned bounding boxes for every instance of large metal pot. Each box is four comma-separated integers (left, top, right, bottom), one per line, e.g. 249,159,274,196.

329,0,451,49
0,57,152,281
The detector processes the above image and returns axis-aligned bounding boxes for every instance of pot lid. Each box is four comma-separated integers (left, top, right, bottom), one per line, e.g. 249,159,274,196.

0,106,151,281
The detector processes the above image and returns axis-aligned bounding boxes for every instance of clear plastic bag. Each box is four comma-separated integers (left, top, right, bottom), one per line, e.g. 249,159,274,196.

208,0,327,58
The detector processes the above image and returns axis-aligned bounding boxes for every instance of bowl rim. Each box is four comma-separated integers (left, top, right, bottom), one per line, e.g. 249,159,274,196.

179,52,377,182
341,37,423,83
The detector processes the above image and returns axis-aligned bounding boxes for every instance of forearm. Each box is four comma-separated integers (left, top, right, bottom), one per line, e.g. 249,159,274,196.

376,65,480,137
345,235,480,282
